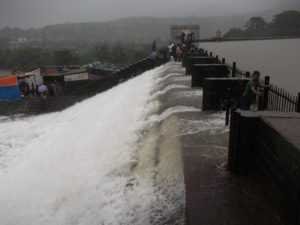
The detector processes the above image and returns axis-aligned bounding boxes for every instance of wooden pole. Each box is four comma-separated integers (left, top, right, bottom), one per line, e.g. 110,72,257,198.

225,87,231,126
263,76,270,110
232,62,237,77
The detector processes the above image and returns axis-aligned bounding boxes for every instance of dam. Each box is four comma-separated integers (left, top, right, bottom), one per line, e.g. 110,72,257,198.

0,60,297,225
0,63,198,225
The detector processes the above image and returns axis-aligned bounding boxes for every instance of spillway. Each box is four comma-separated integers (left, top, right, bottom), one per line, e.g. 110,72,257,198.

0,64,185,225
0,63,227,225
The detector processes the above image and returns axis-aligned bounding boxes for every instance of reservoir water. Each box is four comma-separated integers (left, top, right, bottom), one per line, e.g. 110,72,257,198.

201,38,300,95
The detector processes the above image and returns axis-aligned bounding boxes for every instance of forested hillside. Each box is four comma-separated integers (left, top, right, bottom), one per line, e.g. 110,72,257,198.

224,10,300,39
0,16,251,45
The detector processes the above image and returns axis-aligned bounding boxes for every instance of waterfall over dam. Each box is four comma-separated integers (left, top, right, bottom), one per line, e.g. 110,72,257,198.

0,63,226,225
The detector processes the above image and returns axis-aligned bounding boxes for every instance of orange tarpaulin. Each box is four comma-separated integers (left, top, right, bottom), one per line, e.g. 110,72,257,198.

0,75,18,87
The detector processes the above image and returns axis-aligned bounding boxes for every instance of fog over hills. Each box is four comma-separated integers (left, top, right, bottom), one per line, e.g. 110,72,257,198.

278,0,300,10
0,0,284,29
0,1,299,45
0,13,270,44
1,0,299,29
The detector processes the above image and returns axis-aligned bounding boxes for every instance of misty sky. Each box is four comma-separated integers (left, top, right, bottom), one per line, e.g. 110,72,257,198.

0,0,297,28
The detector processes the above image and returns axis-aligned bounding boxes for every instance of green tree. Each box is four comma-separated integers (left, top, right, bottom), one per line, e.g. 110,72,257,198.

0,38,10,49
111,43,126,63
271,10,300,35
6,47,52,71
245,17,267,32
54,49,79,65
223,28,245,38
94,44,111,62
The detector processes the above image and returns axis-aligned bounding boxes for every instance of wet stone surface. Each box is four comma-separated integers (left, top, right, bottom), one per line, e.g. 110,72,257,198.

158,63,287,225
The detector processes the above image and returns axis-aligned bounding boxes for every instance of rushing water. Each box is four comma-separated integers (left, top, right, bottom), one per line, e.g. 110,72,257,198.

0,63,230,225
201,38,300,94
0,65,187,225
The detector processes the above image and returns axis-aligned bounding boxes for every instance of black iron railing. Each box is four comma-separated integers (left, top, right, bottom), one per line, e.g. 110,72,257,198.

266,84,299,112
196,50,300,127
207,50,300,113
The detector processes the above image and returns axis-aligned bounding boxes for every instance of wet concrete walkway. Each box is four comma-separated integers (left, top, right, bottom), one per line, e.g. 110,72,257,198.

158,63,287,225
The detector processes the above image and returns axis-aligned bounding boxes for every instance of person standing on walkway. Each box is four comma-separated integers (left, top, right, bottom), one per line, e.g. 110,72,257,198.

171,43,177,61
176,45,183,62
241,71,262,110
168,42,175,61
38,83,49,99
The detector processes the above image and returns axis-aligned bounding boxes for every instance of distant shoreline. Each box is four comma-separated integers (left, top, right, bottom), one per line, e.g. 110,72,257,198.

199,36,300,43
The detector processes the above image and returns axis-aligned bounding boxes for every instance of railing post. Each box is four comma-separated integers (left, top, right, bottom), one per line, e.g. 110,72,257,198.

263,76,270,110
225,108,230,126
216,55,219,63
222,58,226,64
225,87,231,126
232,62,236,77
209,52,213,57
297,92,300,113
245,71,250,78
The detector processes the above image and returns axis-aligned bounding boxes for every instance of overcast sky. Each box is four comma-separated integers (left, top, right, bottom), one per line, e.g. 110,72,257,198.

0,0,298,28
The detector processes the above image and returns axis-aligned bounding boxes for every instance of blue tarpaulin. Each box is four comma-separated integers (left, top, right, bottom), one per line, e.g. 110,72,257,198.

0,86,21,101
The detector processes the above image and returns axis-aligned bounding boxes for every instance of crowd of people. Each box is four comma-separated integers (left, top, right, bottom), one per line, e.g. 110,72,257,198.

18,76,62,99
165,32,264,111
168,32,197,62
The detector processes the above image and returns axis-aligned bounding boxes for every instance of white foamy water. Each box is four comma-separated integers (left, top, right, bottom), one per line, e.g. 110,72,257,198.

151,84,189,99
0,62,228,225
178,113,228,136
0,65,172,225
174,90,203,98
154,73,183,84
172,77,190,82
148,106,201,123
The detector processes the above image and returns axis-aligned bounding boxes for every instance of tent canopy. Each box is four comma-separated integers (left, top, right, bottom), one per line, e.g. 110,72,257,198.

0,75,18,86
0,75,21,101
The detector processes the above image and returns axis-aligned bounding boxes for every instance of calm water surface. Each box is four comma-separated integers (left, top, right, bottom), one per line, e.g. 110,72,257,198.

201,38,300,94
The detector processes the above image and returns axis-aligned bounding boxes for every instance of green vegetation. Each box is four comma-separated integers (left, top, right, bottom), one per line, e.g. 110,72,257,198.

3,10,300,71
0,42,151,71
224,10,300,39
0,48,54,71
92,42,151,65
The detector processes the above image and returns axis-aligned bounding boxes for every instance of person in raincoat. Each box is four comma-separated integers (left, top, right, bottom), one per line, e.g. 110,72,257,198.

241,71,262,110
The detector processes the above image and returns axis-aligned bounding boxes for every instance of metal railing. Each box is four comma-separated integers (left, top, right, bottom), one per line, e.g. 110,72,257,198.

266,83,300,112
200,50,300,126
207,51,300,113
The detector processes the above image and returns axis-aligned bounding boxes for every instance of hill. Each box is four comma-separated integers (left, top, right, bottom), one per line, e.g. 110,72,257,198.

0,15,253,45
